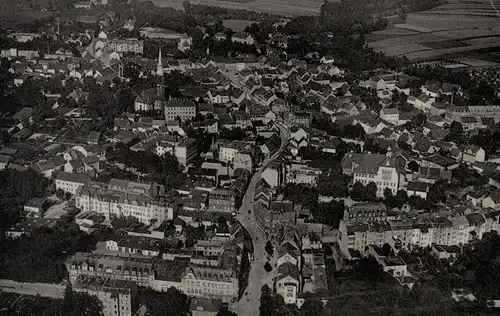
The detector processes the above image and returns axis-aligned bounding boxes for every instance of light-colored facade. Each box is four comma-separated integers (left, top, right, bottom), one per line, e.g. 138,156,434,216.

351,154,403,197
75,180,173,225
73,277,136,316
164,99,196,121
181,265,238,303
208,188,236,213
107,38,143,54
56,172,91,195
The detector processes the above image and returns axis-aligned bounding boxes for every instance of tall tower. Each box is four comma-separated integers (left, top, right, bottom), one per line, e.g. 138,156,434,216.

155,48,166,110
157,48,163,76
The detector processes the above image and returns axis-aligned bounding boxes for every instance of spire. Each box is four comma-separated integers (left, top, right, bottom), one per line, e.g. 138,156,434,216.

157,48,163,76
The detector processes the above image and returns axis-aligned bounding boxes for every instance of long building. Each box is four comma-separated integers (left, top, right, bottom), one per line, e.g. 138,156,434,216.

338,211,500,256
75,179,173,225
445,105,500,123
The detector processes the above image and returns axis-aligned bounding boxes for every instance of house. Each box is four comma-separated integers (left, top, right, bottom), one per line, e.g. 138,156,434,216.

24,197,47,218
431,244,461,262
261,134,281,159
379,108,400,125
320,55,335,64
430,101,448,116
87,131,101,145
231,32,255,45
276,262,300,304
462,145,485,164
407,181,429,200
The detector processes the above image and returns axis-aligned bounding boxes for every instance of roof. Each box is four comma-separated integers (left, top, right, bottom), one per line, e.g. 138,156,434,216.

56,171,91,184
353,154,387,174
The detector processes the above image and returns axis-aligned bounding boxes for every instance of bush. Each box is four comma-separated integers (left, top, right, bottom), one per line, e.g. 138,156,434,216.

264,262,272,272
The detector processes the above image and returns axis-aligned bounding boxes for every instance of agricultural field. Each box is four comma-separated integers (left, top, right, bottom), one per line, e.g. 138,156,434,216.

0,1,54,26
368,0,500,61
150,0,324,16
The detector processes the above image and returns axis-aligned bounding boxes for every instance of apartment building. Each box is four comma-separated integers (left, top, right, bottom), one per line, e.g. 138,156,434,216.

182,265,238,303
73,277,136,316
56,172,91,195
347,202,387,222
164,99,196,121
75,179,173,225
66,252,153,287
338,211,500,256
154,136,197,166
208,188,235,213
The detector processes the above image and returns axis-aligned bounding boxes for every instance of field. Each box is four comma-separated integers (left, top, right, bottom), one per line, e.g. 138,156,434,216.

150,0,324,16
368,0,500,62
0,3,54,26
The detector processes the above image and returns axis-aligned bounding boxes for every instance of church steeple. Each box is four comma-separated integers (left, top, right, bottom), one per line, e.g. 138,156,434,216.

157,48,163,76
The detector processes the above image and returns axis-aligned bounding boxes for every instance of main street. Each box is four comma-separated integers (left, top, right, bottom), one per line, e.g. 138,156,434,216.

232,124,289,316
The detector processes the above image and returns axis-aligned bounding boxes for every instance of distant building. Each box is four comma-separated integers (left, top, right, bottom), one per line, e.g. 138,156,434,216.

164,99,197,122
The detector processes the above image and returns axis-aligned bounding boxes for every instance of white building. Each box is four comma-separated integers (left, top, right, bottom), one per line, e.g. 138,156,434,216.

351,153,404,197
56,172,91,195
164,99,196,122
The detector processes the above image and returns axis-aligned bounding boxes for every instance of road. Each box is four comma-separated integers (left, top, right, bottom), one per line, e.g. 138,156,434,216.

0,279,65,298
232,124,289,316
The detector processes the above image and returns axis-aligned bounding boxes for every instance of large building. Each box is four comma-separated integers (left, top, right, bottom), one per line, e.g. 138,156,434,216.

75,179,173,225
106,38,143,54
164,99,197,122
181,265,238,303
342,152,405,197
445,105,500,123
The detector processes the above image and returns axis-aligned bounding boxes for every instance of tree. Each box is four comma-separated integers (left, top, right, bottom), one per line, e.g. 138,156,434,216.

408,160,420,173
298,297,325,316
265,241,274,256
259,285,273,316
216,308,237,316
137,287,189,316
264,262,273,272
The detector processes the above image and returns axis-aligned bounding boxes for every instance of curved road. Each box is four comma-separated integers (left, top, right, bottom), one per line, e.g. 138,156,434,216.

232,124,289,316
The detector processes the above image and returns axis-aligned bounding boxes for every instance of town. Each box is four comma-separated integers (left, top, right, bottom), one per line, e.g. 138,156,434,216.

1,0,500,316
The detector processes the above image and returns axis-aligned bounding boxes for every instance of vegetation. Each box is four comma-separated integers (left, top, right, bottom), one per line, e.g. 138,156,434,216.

137,287,190,316
0,224,96,283
106,142,186,190
0,283,103,316
0,169,52,231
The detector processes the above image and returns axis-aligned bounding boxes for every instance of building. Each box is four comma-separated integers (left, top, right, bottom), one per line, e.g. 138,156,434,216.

462,145,485,164
445,105,500,123
218,140,249,163
73,277,136,316
379,108,400,125
56,172,91,195
350,153,405,197
0,154,11,170
164,99,197,121
276,262,300,304
66,252,153,287
6,218,58,238
338,211,500,255
106,38,143,54
347,202,387,222
24,197,47,218
208,188,236,213
181,265,238,303
75,179,173,225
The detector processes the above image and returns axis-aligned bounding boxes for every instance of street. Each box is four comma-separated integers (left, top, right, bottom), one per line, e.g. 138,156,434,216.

232,124,289,316
0,279,65,299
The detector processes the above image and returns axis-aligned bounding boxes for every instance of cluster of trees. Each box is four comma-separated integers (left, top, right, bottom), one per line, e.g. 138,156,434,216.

312,116,366,141
0,169,51,231
0,283,103,316
350,182,377,202
470,125,500,157
136,287,189,316
0,224,96,283
105,142,186,190
405,65,499,105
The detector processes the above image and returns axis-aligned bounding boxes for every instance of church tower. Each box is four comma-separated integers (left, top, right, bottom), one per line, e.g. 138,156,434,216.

155,48,166,110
